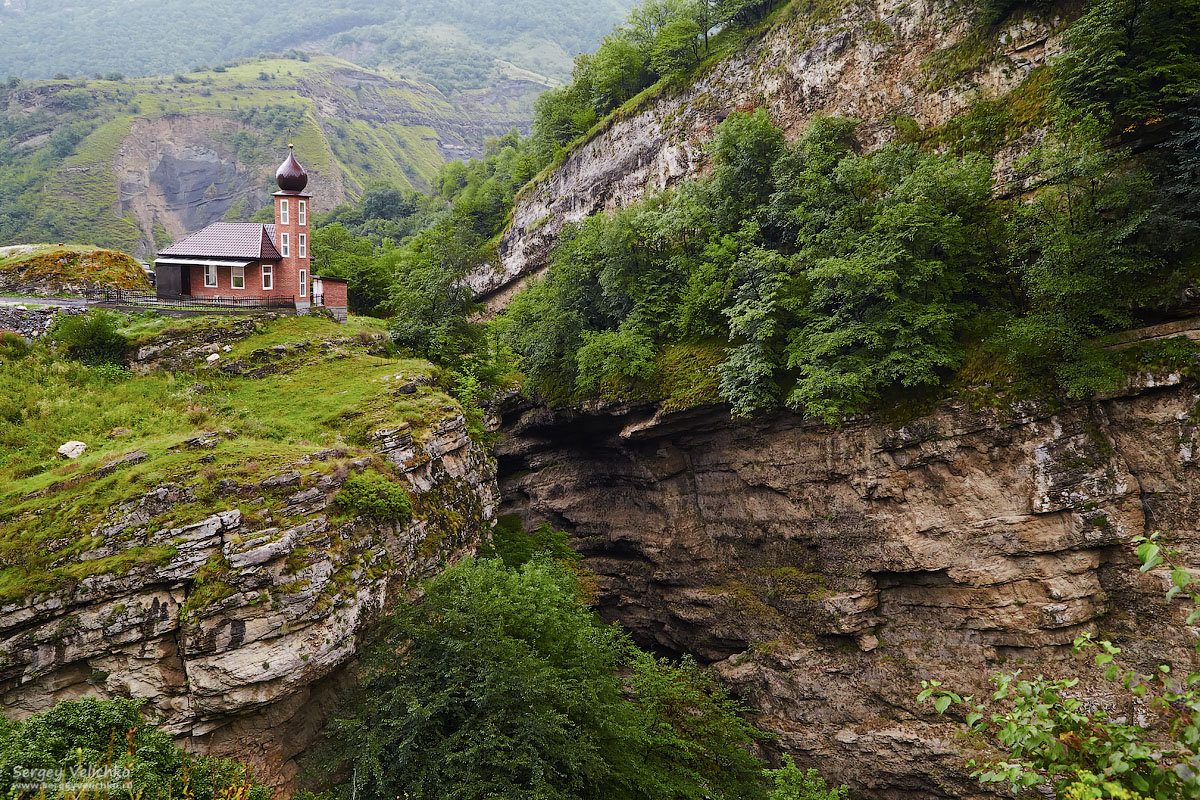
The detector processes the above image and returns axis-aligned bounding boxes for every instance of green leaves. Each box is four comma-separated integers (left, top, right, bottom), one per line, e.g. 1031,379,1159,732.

0,698,268,800
763,755,848,800
921,531,1200,799
332,471,413,523
1052,0,1200,127
503,110,1013,421
327,557,769,800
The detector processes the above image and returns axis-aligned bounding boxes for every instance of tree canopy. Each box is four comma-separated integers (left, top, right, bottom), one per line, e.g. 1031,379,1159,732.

322,554,768,800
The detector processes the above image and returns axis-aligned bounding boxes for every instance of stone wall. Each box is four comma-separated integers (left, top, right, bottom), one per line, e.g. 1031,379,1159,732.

0,305,84,339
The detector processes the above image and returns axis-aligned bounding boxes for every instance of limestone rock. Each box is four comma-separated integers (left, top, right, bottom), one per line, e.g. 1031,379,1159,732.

497,376,1200,799
56,441,86,459
0,411,498,796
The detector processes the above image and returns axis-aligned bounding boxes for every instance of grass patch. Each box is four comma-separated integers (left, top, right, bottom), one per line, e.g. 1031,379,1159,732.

0,313,465,603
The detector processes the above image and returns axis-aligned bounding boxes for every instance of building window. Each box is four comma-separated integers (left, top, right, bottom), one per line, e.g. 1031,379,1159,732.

280,198,289,225
299,233,307,258
298,200,307,225
262,263,273,290
231,265,245,289
204,264,217,287
299,269,307,297
281,232,289,257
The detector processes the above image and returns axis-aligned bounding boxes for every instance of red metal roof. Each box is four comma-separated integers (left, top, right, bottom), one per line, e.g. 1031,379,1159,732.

158,222,283,260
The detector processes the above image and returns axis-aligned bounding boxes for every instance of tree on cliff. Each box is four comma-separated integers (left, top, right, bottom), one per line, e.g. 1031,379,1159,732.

323,555,769,800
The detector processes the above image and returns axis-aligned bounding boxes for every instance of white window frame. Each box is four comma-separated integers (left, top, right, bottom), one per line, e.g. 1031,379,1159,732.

281,232,289,257
231,265,245,290
299,233,307,259
299,269,307,297
298,200,307,225
262,263,273,290
203,263,218,288
280,198,289,225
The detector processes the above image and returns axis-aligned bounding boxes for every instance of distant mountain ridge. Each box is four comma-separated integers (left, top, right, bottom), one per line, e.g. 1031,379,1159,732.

0,55,539,257
0,0,631,94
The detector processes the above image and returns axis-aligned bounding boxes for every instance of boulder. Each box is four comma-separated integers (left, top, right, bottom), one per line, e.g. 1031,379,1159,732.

57,441,87,459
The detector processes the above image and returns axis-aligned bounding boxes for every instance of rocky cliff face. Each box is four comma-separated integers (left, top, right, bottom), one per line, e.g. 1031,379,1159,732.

1,424,496,790
472,0,1069,304
496,342,1200,797
0,320,500,793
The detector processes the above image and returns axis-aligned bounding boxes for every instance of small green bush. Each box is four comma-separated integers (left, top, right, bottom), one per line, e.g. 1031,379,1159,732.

0,697,269,800
480,514,579,569
333,472,413,523
765,755,849,800
0,332,29,360
52,311,128,365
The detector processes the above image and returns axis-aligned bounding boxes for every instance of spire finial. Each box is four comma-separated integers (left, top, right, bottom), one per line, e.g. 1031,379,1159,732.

275,145,308,192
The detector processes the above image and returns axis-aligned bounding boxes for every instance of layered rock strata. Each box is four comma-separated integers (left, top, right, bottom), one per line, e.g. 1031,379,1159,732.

497,370,1200,798
0,416,497,792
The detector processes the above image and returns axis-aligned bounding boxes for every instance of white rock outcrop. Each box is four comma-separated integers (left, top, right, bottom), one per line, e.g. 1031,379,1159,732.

56,441,86,458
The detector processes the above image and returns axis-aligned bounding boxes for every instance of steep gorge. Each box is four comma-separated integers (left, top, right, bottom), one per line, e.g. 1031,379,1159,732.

495,336,1200,797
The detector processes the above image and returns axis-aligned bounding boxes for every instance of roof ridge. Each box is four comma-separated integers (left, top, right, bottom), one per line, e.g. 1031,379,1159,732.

158,220,283,261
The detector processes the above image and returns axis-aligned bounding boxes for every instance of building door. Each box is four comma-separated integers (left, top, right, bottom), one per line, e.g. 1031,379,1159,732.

156,264,184,299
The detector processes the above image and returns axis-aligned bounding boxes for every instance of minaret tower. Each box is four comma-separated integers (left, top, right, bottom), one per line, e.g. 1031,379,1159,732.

274,144,312,309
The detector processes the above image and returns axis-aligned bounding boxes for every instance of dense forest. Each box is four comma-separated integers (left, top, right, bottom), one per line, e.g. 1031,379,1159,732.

312,0,1200,423
0,0,631,94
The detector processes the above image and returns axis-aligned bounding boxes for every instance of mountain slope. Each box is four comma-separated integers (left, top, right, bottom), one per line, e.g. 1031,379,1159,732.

0,55,531,257
477,0,1073,303
0,0,630,93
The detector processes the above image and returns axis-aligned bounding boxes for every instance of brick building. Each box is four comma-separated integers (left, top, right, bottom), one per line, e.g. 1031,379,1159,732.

153,146,348,321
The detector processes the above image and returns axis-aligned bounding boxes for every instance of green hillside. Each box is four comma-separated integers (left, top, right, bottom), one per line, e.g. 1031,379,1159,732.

0,55,522,256
0,0,631,94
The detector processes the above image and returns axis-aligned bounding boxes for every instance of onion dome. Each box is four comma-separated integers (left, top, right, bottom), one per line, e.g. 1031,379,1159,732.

275,144,308,192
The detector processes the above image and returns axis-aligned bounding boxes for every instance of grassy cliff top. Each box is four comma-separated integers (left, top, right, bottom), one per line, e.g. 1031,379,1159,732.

0,312,462,603
0,245,152,294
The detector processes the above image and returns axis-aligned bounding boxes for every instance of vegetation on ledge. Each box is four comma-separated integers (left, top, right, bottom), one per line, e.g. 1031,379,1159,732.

0,244,151,294
307,520,851,800
0,312,463,604
0,698,269,800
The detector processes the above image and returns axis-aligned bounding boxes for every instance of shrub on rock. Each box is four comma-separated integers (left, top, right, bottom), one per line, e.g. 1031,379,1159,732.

333,471,413,523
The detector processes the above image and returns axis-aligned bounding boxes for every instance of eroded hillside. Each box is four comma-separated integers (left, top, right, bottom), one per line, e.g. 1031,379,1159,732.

0,56,538,257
